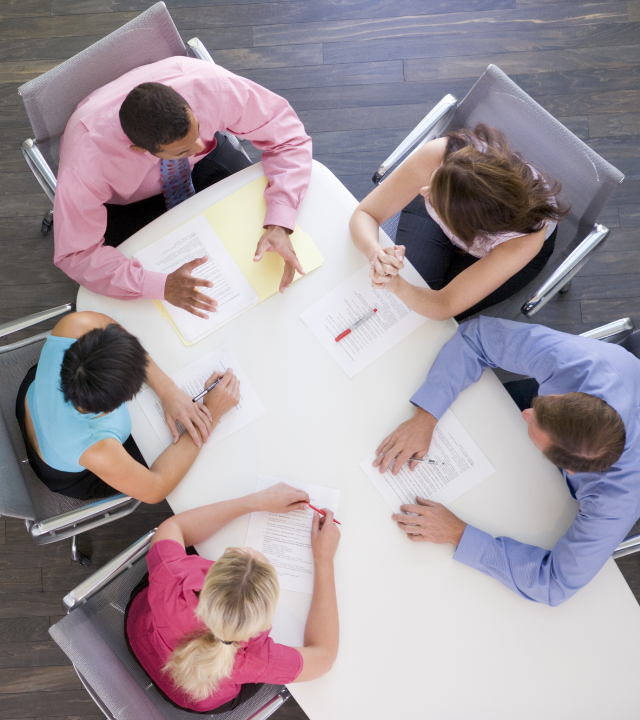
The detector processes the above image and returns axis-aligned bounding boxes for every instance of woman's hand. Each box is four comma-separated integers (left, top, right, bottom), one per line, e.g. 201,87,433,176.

160,384,213,448
202,369,241,422
369,245,405,291
255,482,310,513
310,510,341,565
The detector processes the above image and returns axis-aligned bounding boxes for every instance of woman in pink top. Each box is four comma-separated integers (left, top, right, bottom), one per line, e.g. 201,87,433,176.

126,482,340,713
350,124,568,321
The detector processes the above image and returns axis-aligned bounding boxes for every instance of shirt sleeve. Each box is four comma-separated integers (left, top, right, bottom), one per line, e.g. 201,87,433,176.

210,68,312,232
53,167,167,300
410,317,568,419
256,638,303,684
454,491,636,606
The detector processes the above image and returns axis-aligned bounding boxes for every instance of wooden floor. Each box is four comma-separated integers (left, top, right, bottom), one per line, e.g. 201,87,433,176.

1,0,640,717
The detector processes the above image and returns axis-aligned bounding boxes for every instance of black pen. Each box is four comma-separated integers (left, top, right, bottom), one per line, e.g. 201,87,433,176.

192,377,222,403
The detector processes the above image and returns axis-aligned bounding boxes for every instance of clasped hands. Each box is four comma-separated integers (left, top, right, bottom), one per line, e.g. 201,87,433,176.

164,226,302,317
369,244,406,291
374,408,467,546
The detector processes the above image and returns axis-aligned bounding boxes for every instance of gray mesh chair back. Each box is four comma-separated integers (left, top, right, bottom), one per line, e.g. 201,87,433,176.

50,554,287,720
444,65,623,319
17,2,186,175
0,333,93,523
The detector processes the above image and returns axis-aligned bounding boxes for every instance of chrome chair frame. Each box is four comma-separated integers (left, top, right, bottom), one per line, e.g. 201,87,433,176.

55,530,291,720
19,3,249,235
0,304,140,563
372,69,622,319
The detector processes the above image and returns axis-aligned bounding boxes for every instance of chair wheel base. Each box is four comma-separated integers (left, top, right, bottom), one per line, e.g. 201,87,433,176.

70,536,91,566
559,281,572,295
41,219,53,235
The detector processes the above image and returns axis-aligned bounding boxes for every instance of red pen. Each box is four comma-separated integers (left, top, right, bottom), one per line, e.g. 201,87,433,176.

335,308,377,342
307,503,342,525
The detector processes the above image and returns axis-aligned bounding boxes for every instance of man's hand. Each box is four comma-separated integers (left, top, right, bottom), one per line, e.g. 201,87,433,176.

392,497,466,545
254,225,305,292
164,256,218,319
255,482,310,514
373,407,438,475
160,384,213,448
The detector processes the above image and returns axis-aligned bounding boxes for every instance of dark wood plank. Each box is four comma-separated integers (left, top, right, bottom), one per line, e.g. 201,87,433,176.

557,116,589,140
207,44,323,72
0,283,77,310
619,204,640,226
0,594,67,620
0,569,41,595
0,195,53,219
0,619,51,646
0,643,70,669
576,250,640,275
580,297,640,323
589,111,640,137
254,3,629,46
0,0,49,20
597,227,640,251
298,103,433,134
239,61,404,91
0,12,141,41
517,63,640,95
566,272,640,300
280,77,477,111
0,668,80,694
0,690,97,718
526,297,582,325
611,178,640,205
325,27,640,70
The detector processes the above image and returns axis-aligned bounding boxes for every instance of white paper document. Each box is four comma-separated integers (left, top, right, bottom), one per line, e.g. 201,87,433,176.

245,476,340,595
134,215,259,343
360,409,495,511
300,263,428,377
136,345,266,449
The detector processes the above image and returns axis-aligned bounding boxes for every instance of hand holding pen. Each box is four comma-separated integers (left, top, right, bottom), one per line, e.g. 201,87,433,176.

191,369,240,424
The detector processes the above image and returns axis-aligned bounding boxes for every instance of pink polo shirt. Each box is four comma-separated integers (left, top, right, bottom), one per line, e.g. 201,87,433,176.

126,540,303,712
54,56,312,300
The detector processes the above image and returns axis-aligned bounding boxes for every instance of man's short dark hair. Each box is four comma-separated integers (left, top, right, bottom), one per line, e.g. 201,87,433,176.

60,324,149,414
119,82,191,154
532,393,626,474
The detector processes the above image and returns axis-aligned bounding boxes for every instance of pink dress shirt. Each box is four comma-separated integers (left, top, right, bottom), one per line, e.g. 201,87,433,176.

126,540,303,712
54,57,312,300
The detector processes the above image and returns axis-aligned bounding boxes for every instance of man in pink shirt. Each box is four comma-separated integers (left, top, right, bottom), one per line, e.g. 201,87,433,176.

54,56,312,317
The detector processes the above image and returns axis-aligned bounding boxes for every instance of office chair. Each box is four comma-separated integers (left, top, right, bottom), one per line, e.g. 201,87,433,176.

372,64,625,320
50,530,292,720
0,305,140,565
18,1,250,236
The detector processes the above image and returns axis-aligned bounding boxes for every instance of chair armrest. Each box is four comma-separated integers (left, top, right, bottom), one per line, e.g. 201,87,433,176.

579,317,635,344
0,303,75,340
187,38,215,64
521,224,610,317
373,94,458,185
30,493,137,538
613,534,640,560
62,529,156,613
248,689,291,720
21,139,57,202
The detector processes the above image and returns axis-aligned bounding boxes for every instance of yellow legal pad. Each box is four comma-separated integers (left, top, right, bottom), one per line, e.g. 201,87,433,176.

204,176,324,302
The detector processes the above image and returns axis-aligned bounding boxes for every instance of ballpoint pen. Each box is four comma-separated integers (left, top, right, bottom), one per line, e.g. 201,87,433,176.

335,308,377,342
378,452,445,466
307,503,342,525
192,377,222,403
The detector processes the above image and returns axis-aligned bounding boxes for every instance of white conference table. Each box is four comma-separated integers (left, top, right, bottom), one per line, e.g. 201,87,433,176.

78,161,640,720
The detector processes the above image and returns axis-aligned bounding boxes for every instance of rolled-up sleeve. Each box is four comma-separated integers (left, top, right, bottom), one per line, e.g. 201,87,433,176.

53,167,166,300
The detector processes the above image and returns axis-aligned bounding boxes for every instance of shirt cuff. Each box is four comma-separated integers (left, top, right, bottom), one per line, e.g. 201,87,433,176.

409,385,451,421
264,203,296,234
453,524,492,569
141,270,167,300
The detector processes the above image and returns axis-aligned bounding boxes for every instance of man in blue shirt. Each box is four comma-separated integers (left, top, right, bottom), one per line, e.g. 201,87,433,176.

375,317,639,606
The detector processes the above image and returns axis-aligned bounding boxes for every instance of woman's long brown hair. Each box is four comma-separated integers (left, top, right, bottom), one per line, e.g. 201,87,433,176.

429,123,569,247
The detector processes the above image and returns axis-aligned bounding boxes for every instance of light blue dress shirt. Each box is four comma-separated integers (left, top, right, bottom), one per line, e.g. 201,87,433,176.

410,317,640,606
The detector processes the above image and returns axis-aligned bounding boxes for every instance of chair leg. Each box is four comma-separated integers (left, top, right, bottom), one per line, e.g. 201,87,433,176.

41,209,53,236
70,535,91,566
559,280,572,294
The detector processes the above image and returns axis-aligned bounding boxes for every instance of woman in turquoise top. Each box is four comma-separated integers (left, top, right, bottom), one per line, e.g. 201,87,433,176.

15,312,240,502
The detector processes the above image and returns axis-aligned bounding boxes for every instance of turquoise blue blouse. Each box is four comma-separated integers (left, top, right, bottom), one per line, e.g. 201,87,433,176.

26,335,132,472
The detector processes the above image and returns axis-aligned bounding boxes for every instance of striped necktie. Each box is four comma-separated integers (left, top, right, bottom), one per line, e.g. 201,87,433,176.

160,158,195,210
